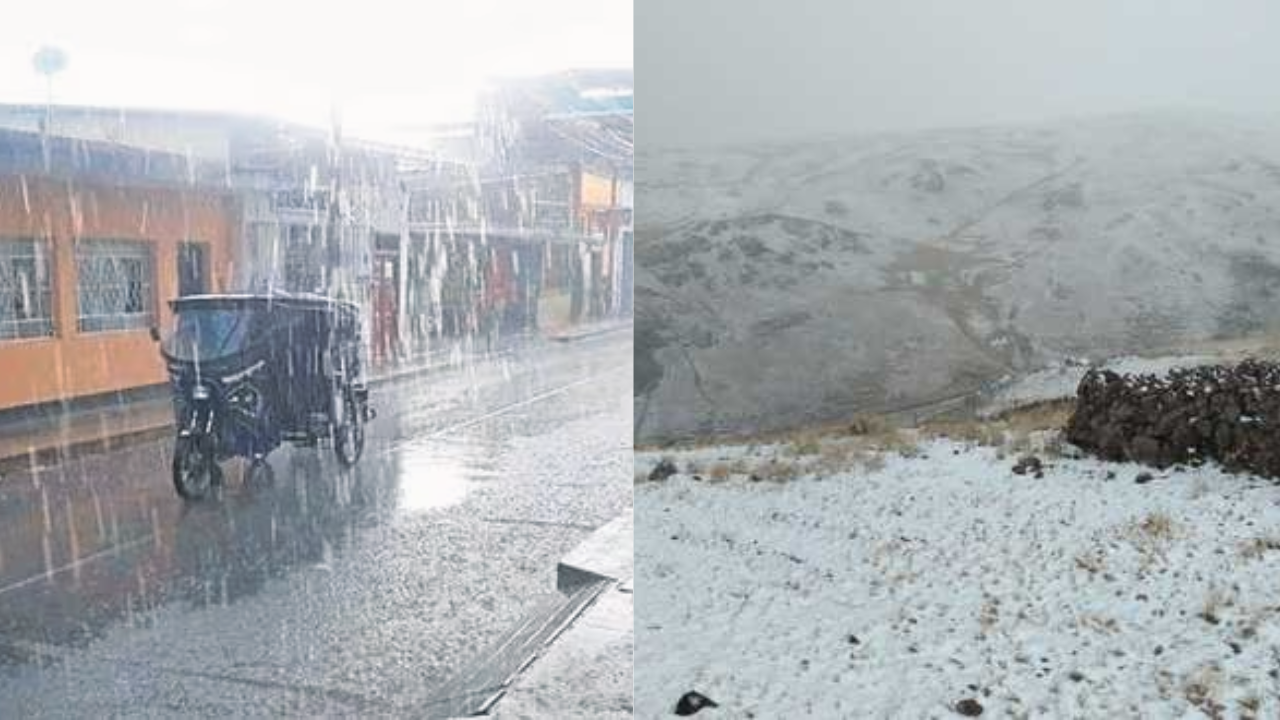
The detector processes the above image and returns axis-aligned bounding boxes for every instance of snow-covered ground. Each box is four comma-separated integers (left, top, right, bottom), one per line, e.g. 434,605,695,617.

635,437,1280,719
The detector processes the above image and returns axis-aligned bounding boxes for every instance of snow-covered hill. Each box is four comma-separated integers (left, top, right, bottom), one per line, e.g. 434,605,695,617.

636,111,1280,443
635,433,1280,719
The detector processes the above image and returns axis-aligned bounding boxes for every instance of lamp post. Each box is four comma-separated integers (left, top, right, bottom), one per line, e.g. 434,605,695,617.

32,46,67,135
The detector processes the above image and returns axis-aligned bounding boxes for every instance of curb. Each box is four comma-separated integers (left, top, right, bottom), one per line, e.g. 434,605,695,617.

464,579,611,718
477,510,634,717
547,320,632,344
556,508,634,594
468,507,632,712
0,424,174,476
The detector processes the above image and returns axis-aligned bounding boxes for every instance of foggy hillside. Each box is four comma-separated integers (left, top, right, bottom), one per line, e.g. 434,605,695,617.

635,111,1280,443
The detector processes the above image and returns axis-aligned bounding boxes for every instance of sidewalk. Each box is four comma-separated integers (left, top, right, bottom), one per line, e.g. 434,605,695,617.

0,319,630,476
544,316,633,343
484,509,634,719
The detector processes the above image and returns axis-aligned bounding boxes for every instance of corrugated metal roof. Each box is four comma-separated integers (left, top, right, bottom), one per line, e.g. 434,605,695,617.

0,127,228,189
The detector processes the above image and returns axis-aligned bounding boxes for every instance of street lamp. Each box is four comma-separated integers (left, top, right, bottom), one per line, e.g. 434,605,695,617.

32,45,68,136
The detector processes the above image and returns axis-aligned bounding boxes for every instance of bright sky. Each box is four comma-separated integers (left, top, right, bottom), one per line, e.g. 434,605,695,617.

0,0,632,141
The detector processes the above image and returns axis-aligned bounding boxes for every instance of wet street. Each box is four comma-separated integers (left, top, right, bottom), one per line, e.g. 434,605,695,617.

0,330,632,717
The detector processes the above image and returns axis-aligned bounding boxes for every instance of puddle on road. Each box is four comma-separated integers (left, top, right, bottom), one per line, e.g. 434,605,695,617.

395,438,500,514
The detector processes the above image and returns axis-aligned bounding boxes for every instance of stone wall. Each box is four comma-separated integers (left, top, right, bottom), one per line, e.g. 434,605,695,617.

1065,360,1280,478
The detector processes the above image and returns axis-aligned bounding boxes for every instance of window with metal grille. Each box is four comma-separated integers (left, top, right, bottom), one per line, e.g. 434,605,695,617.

76,239,154,333
0,239,55,340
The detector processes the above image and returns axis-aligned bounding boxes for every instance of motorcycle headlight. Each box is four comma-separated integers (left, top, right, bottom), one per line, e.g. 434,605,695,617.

192,384,212,401
228,385,259,412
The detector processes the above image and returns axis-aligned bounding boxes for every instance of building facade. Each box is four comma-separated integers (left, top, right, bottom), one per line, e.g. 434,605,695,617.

0,83,633,407
468,68,635,332
0,130,236,411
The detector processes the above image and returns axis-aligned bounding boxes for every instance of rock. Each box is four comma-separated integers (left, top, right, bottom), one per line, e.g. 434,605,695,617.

649,459,679,482
1012,455,1043,475
847,634,860,645
1068,670,1085,682
675,691,719,716
1135,472,1154,485
955,698,984,716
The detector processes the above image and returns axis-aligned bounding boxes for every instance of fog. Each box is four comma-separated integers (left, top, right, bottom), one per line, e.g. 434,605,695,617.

639,0,1280,148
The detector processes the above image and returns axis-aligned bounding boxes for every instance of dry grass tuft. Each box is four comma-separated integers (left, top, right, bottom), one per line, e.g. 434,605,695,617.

846,413,896,437
1239,694,1261,719
978,599,1000,636
862,453,887,473
996,399,1076,433
813,442,865,475
1239,536,1280,560
755,458,803,483
1182,665,1226,719
706,462,734,482
1074,550,1106,575
639,412,925,483
1198,588,1232,626
872,428,921,456
1078,613,1120,634
926,399,1075,455
637,412,901,454
925,418,1006,447
787,439,823,457
1123,512,1179,568
1139,512,1176,541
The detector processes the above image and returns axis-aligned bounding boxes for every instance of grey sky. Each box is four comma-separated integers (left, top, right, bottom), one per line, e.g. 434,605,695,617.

640,0,1280,148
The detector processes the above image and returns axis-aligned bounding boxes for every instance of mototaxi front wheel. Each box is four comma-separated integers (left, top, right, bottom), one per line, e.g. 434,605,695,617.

172,434,222,500
333,394,365,468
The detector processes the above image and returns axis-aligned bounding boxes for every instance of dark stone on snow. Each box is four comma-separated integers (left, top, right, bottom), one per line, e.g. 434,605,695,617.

1135,472,1154,485
675,691,719,716
955,698,984,716
1012,455,1043,475
649,459,679,482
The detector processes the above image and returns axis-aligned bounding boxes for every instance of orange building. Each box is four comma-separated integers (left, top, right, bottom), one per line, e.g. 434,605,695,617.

0,131,237,412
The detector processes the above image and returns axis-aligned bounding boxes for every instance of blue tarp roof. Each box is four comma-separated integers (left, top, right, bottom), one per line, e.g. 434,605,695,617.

497,70,634,119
